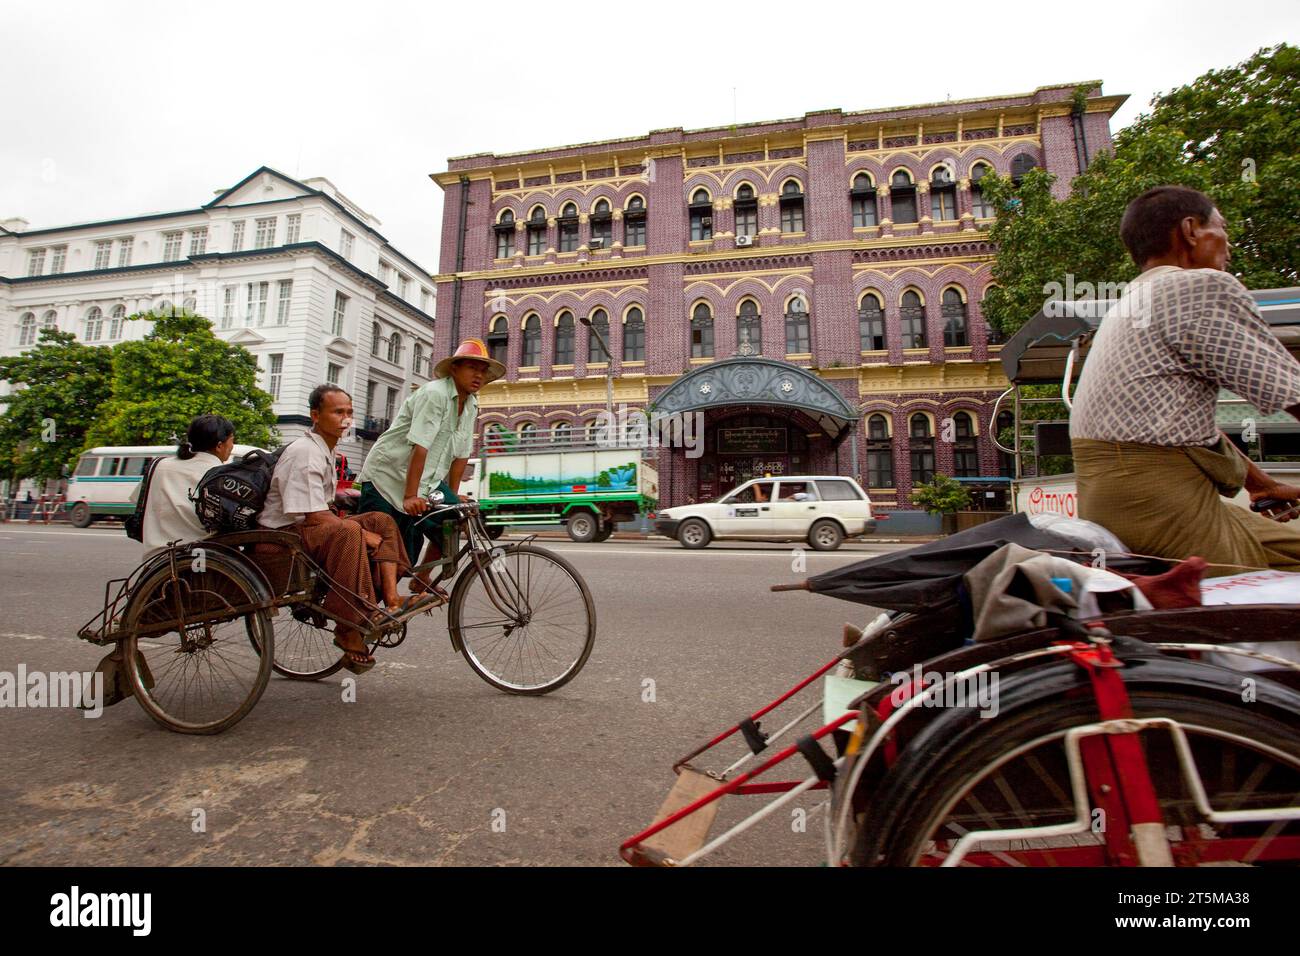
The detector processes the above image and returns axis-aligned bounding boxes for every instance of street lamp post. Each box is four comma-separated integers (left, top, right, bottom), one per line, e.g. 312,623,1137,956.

578,314,615,423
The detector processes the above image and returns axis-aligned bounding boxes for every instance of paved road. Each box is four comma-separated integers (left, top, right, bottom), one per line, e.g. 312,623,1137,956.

0,525,902,866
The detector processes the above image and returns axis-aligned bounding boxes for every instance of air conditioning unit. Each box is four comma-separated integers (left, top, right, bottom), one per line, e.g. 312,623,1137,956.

735,234,754,248
700,217,713,227
589,238,605,249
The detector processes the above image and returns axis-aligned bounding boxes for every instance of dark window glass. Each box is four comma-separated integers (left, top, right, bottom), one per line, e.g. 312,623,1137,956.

74,456,99,477
487,321,508,365
624,197,646,246
522,315,541,366
527,207,546,255
554,312,574,365
909,414,935,484
866,414,894,488
736,300,761,353
858,294,886,350
784,300,810,354
891,171,917,224
780,181,804,233
953,411,978,477
970,165,994,218
495,211,515,258
815,479,862,501
623,307,645,362
996,410,1015,477
900,291,926,348
941,288,968,346
735,184,757,237
1010,153,1037,181
558,203,579,252
588,309,610,362
690,303,714,358
851,174,878,227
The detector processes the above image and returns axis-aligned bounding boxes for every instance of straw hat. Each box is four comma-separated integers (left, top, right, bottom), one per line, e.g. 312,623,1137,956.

434,338,506,383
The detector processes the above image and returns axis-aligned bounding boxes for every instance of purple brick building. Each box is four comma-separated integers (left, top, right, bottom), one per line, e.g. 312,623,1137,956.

429,82,1125,516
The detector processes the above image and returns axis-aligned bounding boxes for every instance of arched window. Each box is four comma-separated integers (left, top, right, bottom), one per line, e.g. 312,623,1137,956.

521,314,541,366
866,414,894,488
518,422,537,445
623,307,645,362
526,206,547,256
108,305,126,341
736,299,762,353
495,209,516,259
784,296,810,354
412,342,424,375
734,184,757,238
585,419,602,443
996,410,1016,477
909,414,935,484
851,173,878,227
930,166,957,221
891,170,917,224
42,309,57,329
690,302,714,358
487,316,508,365
624,196,647,247
371,323,382,356
858,292,886,351
779,180,805,233
970,164,994,219
554,311,575,365
953,411,978,477
387,331,402,364
1010,153,1038,183
484,423,508,454
587,308,610,363
941,288,968,347
590,199,612,246
182,297,197,313
689,188,713,241
17,312,36,347
900,291,926,349
553,421,573,444
85,306,104,342
558,202,579,253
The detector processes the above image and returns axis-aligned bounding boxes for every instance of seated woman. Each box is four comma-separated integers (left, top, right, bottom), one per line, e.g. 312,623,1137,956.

141,414,236,557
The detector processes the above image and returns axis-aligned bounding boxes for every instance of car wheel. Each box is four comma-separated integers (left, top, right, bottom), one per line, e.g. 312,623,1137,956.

807,519,843,551
677,518,711,549
566,511,597,542
69,502,93,528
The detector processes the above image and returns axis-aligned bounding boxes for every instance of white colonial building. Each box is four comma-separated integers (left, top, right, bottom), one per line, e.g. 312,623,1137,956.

0,166,437,465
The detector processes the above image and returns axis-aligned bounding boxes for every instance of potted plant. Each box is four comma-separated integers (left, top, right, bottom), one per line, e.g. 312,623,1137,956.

910,473,971,535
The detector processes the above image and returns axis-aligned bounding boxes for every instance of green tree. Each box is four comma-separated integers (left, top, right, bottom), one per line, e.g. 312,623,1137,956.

982,43,1299,339
0,328,114,483
910,474,971,516
87,310,279,448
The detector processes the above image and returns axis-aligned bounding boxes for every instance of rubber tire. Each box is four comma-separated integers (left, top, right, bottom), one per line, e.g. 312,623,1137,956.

123,549,275,734
807,519,844,551
69,502,93,528
566,510,597,542
677,518,711,549
448,543,596,695
592,527,613,542
853,657,1300,866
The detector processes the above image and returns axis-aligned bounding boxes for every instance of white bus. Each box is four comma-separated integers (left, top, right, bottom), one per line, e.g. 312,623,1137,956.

65,444,261,528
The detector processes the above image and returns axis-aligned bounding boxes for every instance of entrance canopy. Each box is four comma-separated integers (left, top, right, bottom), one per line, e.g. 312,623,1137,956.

651,356,858,442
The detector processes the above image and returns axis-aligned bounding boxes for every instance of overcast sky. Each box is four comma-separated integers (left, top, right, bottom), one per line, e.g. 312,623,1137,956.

2,0,1296,274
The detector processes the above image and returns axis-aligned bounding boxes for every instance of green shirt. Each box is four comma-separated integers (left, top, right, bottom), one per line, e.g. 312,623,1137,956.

358,376,478,509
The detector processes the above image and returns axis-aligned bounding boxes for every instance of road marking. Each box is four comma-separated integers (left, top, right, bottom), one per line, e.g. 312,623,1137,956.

533,546,888,558
0,530,124,539
0,632,48,641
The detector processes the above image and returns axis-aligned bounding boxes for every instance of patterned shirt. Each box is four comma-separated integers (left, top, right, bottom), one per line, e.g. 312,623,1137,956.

358,375,478,510
1070,266,1300,446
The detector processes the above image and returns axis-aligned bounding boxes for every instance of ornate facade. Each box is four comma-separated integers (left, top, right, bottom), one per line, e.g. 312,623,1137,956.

428,82,1125,511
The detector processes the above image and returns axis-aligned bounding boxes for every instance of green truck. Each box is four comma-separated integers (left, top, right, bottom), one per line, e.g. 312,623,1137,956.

461,443,659,542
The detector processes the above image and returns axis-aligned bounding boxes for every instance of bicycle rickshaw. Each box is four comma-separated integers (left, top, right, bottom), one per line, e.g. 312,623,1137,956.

622,292,1300,867
78,492,596,734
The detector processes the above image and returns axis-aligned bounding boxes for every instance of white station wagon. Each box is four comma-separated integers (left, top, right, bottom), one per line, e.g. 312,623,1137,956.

653,476,876,550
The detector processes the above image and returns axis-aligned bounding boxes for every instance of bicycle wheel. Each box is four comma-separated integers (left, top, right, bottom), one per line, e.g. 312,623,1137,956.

255,604,346,681
854,657,1300,866
123,549,274,734
448,544,595,694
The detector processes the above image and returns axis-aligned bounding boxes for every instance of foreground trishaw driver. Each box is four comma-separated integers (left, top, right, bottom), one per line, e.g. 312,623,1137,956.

1070,185,1300,571
358,338,503,597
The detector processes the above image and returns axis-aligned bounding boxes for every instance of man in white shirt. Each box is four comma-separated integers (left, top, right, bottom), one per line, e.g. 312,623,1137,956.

261,385,416,672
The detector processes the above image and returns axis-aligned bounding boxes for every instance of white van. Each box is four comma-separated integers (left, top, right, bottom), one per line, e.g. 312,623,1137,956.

65,445,261,528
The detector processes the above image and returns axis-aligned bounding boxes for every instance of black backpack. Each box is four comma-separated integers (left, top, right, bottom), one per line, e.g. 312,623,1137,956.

124,456,164,542
192,447,284,533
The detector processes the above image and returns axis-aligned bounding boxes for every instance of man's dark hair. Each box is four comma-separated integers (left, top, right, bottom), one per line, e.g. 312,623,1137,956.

1119,185,1217,266
309,383,351,411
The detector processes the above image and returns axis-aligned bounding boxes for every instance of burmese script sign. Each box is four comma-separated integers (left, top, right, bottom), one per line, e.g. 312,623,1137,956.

718,427,787,455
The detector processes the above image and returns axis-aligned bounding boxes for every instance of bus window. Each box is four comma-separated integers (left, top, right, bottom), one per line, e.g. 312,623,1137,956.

103,458,125,476
73,456,100,477
122,457,151,477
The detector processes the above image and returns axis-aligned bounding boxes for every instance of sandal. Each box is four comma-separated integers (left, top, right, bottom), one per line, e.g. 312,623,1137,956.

332,636,375,674
408,577,450,602
386,593,442,614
